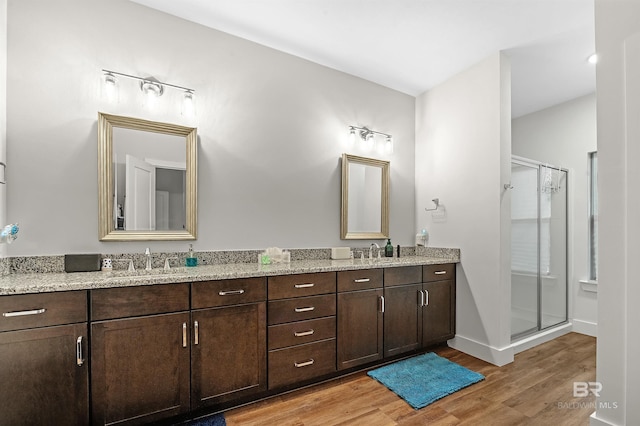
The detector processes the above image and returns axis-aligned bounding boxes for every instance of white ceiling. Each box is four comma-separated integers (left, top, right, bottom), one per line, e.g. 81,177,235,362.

130,0,596,118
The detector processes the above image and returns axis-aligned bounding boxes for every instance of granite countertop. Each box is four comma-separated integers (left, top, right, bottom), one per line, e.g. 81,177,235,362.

0,255,459,296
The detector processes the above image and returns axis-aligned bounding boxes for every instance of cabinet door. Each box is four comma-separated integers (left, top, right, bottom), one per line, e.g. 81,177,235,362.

422,280,455,346
337,289,383,370
383,283,423,357
191,302,266,409
0,323,88,426
91,312,191,426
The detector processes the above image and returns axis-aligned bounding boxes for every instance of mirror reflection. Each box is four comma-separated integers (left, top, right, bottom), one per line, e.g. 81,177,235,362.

341,154,389,239
113,128,186,231
98,113,198,241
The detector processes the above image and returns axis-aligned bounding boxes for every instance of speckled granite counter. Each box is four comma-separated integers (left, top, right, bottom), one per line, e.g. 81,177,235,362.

0,255,459,296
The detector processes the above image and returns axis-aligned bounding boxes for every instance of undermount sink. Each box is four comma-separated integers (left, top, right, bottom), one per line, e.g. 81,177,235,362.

104,267,190,277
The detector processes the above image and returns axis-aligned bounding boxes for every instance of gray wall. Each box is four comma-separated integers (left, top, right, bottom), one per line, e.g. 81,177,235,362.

5,0,415,256
415,53,514,366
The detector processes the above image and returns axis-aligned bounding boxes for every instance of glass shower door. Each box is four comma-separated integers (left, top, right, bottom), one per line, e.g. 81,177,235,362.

511,162,540,338
510,158,568,341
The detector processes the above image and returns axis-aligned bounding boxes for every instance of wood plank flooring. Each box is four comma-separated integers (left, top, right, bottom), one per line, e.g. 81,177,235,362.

225,332,596,426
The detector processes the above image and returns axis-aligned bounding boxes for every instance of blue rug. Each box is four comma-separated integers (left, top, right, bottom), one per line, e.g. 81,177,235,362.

367,352,484,409
183,413,225,426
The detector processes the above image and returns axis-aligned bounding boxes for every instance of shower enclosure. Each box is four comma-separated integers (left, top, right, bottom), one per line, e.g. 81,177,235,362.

510,157,568,341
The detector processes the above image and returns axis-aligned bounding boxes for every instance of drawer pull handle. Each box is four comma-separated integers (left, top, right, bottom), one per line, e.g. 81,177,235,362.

294,306,315,313
354,278,371,283
294,359,315,368
182,323,187,348
218,289,245,296
419,289,425,307
379,295,385,313
424,290,429,306
194,321,199,345
76,336,85,367
294,283,315,289
294,329,315,337
3,308,46,317
434,271,447,275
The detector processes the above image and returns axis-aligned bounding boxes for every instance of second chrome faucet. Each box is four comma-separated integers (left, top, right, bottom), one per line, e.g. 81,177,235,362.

145,248,152,271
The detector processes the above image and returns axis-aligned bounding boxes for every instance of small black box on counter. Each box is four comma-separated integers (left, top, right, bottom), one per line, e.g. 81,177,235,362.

64,254,101,273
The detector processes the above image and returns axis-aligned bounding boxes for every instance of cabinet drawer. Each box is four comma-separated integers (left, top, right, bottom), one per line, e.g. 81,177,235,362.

384,266,422,287
268,339,336,389
0,291,87,332
90,283,189,320
192,277,266,309
268,294,336,325
268,317,336,350
423,264,455,282
268,273,336,300
337,269,383,292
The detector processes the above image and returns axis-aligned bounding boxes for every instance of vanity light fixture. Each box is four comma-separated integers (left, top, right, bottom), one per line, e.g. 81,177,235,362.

348,126,393,154
101,69,195,112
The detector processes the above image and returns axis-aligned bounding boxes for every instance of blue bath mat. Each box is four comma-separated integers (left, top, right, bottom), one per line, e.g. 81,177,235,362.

183,413,225,426
367,352,484,409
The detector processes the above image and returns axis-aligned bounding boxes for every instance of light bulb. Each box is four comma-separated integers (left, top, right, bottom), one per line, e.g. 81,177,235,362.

384,136,394,154
348,127,356,146
103,72,118,102
182,90,195,117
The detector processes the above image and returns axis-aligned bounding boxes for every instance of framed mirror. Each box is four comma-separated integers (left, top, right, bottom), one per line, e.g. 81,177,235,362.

341,153,389,239
98,112,197,241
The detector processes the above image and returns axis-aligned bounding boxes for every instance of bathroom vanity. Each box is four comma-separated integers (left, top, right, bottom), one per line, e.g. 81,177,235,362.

0,255,457,425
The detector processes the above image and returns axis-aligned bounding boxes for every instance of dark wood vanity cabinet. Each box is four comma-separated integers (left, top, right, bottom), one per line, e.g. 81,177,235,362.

336,269,384,370
422,264,456,346
267,272,337,389
90,284,191,426
0,291,89,426
383,266,423,357
191,277,267,409
383,264,456,357
0,261,455,425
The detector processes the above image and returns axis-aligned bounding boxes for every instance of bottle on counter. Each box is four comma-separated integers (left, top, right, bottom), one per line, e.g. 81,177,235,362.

385,239,394,257
186,244,198,267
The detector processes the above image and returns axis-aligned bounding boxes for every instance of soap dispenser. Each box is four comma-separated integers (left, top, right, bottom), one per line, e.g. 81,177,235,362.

385,239,394,257
186,244,198,267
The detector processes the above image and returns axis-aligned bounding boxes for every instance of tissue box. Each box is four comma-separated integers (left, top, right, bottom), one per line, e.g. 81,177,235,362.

331,247,351,260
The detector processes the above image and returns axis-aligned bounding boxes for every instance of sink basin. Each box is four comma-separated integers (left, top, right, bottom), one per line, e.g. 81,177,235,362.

104,267,190,277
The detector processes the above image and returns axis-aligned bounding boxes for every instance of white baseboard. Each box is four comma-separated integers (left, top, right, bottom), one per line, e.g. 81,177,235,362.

447,335,514,366
572,319,598,337
590,411,617,426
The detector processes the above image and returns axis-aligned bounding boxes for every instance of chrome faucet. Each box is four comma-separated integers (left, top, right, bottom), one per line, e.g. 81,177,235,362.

145,248,152,270
369,243,380,260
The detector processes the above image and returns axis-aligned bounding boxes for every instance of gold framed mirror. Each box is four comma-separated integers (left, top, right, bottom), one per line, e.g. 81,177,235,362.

341,153,389,239
98,112,197,241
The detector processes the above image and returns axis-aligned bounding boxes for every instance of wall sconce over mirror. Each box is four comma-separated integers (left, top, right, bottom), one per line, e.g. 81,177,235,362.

341,153,390,240
101,69,196,116
348,125,393,155
98,112,198,241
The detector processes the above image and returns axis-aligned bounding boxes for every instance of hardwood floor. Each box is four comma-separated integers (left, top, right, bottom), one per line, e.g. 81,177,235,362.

225,332,596,426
